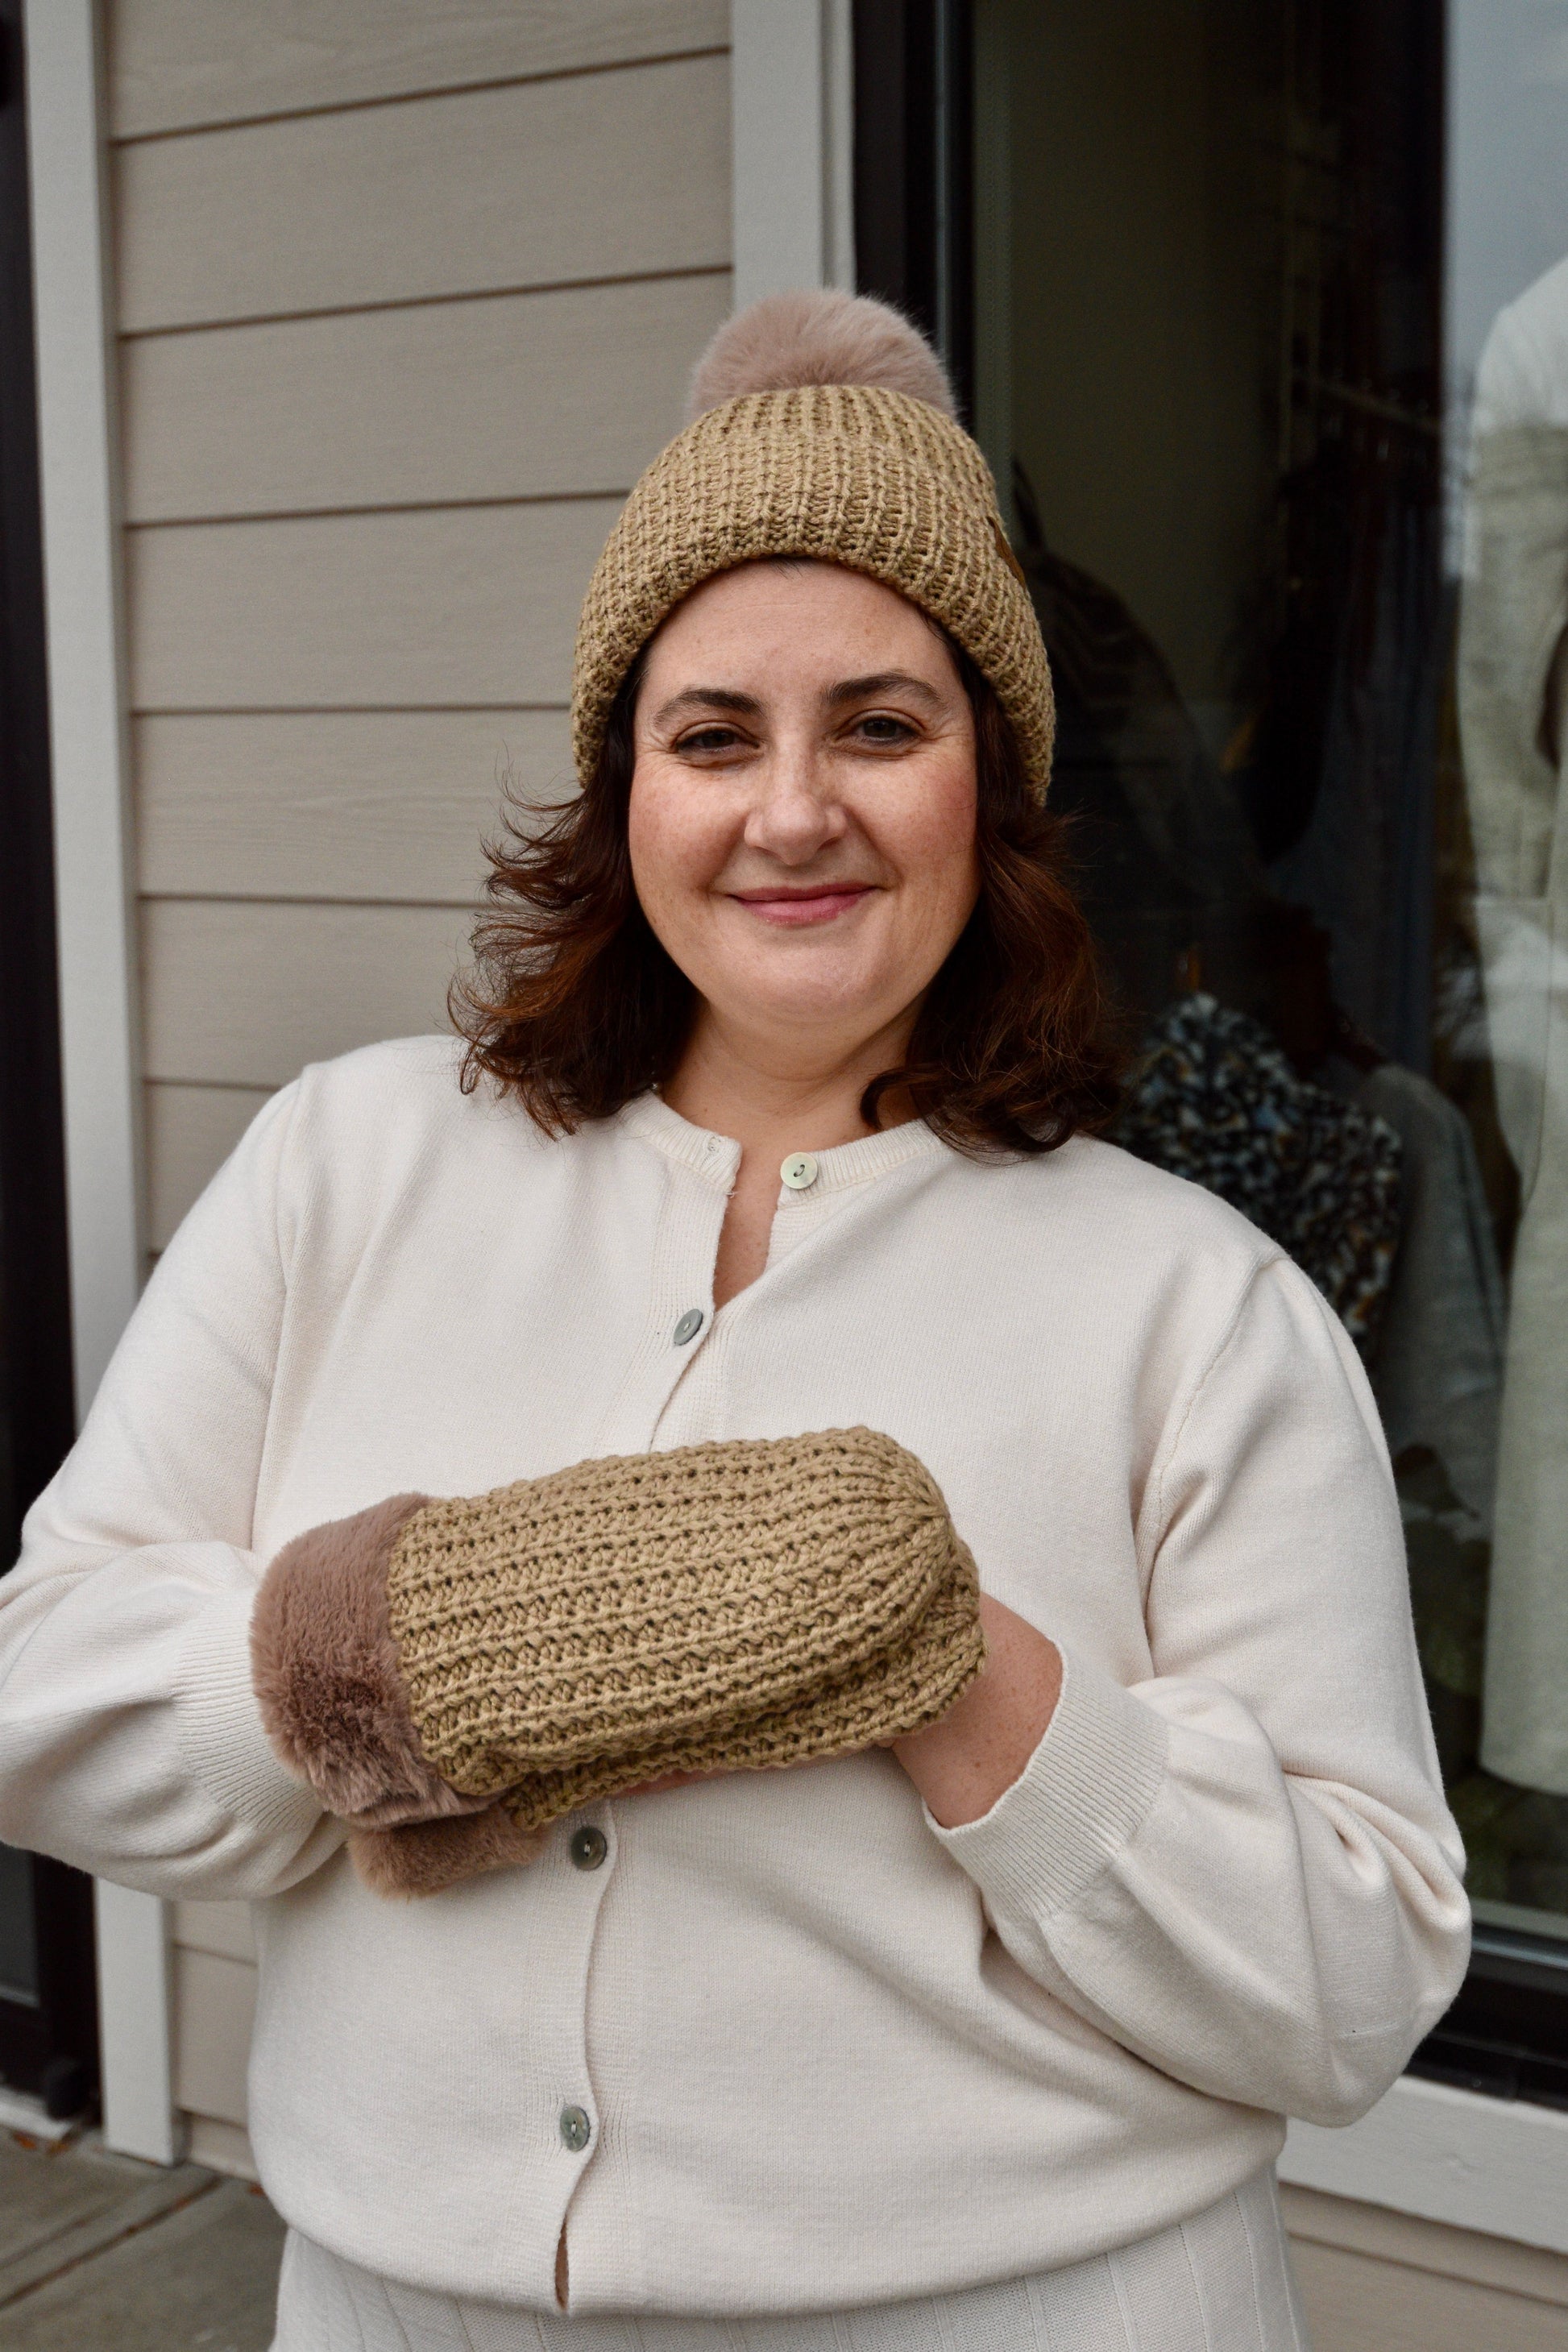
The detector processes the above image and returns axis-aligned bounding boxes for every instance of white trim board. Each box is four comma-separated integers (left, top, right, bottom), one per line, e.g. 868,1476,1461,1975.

730,0,855,305
1282,2074,1568,2258
23,0,177,2171
23,0,142,1401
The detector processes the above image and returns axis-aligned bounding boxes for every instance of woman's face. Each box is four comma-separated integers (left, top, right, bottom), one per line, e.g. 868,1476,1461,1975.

628,561,980,1062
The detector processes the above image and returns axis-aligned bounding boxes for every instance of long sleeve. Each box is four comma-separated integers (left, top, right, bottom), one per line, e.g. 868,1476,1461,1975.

927,1255,1471,2126
0,1081,342,1902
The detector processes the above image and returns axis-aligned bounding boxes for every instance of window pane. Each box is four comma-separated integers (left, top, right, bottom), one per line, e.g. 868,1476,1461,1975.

973,0,1568,1937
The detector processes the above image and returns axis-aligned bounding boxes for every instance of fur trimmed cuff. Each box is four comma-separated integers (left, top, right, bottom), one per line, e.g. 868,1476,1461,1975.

348,1803,547,1898
251,1491,486,1827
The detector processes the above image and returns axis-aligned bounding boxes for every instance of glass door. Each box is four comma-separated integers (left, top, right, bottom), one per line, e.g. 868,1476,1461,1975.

0,0,97,2121
860,0,1568,2098
0,1842,38,2012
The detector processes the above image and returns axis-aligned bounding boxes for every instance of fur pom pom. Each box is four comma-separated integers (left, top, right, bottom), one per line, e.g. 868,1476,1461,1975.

687,289,956,422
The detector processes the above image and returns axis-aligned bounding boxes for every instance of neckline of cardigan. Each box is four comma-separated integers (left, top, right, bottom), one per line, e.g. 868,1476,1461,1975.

617,1091,951,1195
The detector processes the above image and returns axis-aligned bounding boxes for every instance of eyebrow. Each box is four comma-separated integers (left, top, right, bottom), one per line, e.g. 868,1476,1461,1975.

823,670,944,710
651,671,944,729
649,687,765,728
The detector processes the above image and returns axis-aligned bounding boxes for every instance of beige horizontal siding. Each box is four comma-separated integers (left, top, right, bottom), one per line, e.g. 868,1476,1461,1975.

1291,2234,1568,2350
114,0,731,2178
172,1947,255,2127
184,2115,258,2181
172,1901,257,1967
146,1084,275,1247
127,500,616,711
122,273,728,522
143,902,474,1088
1281,2186,1568,2351
115,53,731,332
135,710,570,899
110,0,728,139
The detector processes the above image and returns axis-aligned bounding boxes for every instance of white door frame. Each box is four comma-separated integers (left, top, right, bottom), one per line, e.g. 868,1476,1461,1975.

730,0,856,306
23,0,176,2167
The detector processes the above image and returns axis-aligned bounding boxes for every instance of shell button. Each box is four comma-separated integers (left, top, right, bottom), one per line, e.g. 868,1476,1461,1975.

780,1152,819,1191
673,1308,704,1346
570,1825,608,1871
559,2105,592,2153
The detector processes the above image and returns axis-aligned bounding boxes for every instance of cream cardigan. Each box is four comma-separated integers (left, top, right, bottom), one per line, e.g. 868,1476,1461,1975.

0,1037,1468,2316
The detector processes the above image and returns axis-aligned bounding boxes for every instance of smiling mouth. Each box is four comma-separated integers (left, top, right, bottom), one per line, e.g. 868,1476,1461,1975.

728,883,877,927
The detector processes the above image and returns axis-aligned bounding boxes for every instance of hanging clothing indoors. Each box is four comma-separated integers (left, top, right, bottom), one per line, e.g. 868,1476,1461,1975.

1113,993,1404,1354
0,293,1466,2351
1354,1061,1506,1536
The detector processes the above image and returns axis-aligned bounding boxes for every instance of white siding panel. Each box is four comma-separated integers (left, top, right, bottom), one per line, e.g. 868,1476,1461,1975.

114,56,732,331
135,711,570,900
110,0,728,138
146,1082,275,1247
127,500,616,711
143,900,473,1088
171,1947,255,2127
122,273,727,523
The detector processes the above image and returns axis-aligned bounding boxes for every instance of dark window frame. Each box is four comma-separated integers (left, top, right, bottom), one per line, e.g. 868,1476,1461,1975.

853,0,1568,2115
852,0,974,421
0,0,99,2125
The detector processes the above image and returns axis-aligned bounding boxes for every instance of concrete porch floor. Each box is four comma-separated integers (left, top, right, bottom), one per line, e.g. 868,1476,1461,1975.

0,2128,283,2349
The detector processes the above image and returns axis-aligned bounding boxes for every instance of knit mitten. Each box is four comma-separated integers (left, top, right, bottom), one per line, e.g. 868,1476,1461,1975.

250,1491,492,1827
252,1429,985,1894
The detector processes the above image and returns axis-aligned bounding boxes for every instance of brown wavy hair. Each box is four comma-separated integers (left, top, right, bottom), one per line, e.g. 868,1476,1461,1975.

453,634,1122,1155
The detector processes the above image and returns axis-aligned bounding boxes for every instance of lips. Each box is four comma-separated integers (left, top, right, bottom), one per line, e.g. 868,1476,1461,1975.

729,884,875,927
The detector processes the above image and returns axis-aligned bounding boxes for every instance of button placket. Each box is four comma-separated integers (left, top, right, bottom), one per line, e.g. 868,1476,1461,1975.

588,1159,730,1455
544,1807,614,2283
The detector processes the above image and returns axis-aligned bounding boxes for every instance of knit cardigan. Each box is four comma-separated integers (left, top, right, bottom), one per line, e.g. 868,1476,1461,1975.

0,1037,1469,2317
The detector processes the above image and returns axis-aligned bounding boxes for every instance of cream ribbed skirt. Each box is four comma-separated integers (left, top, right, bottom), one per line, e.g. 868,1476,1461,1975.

270,2165,1309,2352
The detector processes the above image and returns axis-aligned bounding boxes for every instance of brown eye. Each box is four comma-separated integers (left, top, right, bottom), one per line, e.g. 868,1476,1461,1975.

676,725,745,755
853,713,918,745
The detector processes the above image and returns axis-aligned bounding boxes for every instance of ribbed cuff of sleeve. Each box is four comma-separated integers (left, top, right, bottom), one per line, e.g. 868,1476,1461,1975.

926,1644,1168,1918
172,1588,326,1844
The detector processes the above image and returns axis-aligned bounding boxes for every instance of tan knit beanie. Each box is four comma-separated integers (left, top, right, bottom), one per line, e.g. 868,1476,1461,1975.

570,289,1056,801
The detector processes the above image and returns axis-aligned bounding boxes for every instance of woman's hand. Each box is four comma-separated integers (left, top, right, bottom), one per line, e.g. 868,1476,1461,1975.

891,1594,1061,1827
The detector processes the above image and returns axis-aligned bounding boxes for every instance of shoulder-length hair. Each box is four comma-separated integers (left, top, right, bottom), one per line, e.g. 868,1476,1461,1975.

453,627,1122,1155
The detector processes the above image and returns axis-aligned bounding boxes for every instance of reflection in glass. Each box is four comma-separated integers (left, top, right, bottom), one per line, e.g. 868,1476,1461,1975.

1460,259,1568,1879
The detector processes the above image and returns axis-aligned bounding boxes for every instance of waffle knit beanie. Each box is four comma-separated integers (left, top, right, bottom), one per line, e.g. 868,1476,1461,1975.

570,289,1056,801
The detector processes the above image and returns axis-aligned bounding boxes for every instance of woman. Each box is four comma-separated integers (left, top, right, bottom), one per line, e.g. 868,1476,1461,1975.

0,293,1466,2350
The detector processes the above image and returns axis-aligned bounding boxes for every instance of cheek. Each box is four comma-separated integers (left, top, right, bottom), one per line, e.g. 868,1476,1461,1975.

885,759,981,919
626,768,720,933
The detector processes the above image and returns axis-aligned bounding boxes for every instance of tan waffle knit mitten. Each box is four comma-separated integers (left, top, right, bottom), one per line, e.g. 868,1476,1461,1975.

252,1429,985,1896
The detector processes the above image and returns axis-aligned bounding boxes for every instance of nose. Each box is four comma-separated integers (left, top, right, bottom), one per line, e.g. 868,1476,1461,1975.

742,736,846,865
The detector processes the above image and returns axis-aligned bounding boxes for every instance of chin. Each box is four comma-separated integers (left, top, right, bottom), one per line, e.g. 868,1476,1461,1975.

745,981,895,1035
